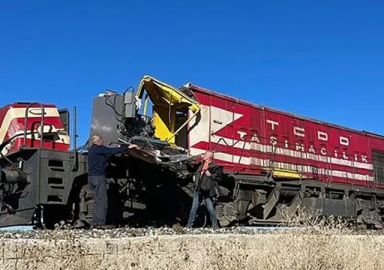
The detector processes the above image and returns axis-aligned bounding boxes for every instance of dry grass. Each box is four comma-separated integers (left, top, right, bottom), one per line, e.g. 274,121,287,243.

1,232,384,270
1,211,384,269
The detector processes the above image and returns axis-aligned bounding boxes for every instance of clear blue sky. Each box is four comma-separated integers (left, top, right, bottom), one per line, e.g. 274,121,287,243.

1,1,383,146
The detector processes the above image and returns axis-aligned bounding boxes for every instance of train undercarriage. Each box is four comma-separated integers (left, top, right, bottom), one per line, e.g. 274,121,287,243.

2,146,384,230
215,176,384,229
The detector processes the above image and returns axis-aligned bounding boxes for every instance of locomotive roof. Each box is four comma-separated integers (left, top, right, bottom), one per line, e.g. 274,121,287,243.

187,84,384,140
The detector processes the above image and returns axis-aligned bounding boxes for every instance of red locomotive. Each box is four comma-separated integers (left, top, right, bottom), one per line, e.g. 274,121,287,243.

187,84,384,188
182,82,384,227
0,75,383,229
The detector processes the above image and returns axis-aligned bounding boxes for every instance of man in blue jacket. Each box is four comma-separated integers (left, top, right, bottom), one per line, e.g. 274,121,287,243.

87,134,137,229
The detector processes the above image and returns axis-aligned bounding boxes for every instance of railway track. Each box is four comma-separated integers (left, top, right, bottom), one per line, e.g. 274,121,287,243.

0,223,381,241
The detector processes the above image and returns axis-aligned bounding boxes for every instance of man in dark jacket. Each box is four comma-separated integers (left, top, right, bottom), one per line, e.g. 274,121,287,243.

87,134,137,229
186,150,223,229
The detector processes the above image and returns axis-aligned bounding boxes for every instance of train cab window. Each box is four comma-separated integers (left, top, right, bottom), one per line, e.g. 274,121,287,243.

175,111,188,149
372,149,384,185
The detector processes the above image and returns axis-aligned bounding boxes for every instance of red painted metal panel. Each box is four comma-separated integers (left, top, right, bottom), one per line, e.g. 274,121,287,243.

0,103,70,155
188,84,384,189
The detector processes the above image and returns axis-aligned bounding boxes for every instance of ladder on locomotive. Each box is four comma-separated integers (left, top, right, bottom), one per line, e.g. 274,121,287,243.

265,142,280,180
21,103,46,149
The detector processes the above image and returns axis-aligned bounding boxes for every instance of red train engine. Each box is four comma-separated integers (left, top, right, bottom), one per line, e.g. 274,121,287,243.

1,75,384,229
183,83,384,227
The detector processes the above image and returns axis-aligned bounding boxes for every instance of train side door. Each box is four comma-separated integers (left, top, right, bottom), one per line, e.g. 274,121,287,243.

370,140,384,187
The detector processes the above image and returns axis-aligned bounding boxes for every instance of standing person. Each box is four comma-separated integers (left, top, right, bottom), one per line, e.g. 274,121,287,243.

186,150,223,229
87,134,137,229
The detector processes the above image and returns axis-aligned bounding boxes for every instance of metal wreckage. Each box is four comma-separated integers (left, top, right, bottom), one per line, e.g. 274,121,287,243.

1,75,384,229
